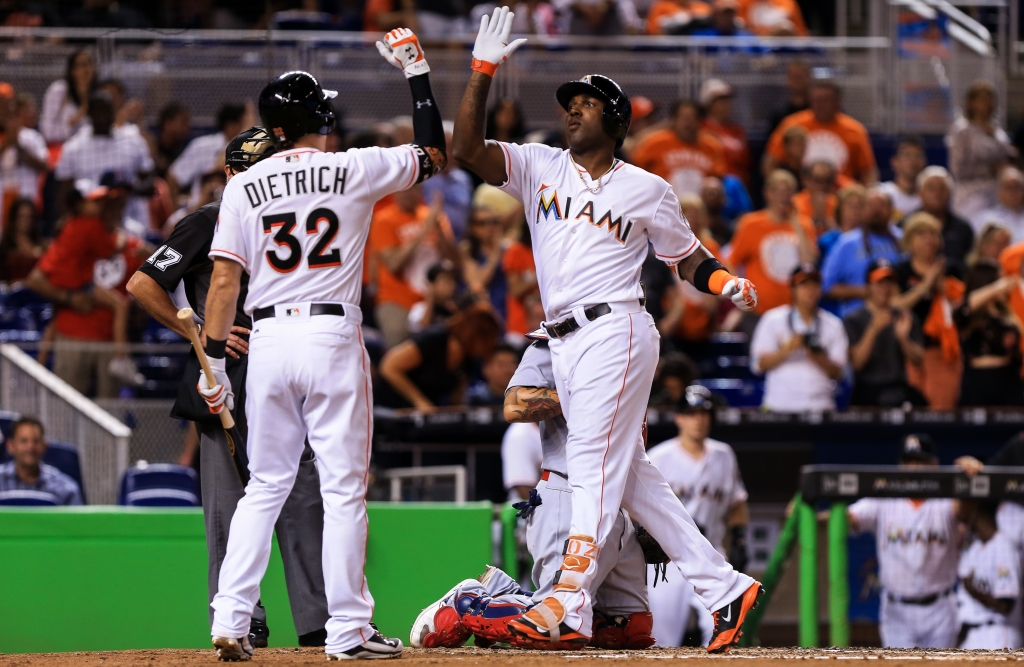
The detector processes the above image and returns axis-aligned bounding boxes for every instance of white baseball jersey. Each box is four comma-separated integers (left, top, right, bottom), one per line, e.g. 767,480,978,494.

958,532,1021,632
848,498,959,597
211,145,421,311
646,437,747,555
494,141,701,321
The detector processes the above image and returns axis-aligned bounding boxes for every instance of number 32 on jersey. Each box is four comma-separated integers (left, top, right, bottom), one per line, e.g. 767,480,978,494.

263,208,341,273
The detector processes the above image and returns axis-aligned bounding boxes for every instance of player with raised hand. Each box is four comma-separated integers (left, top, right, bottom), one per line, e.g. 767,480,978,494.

452,5,761,653
201,28,447,662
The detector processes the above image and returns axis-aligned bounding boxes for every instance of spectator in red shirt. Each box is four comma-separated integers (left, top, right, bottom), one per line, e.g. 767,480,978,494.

25,178,144,396
502,220,540,344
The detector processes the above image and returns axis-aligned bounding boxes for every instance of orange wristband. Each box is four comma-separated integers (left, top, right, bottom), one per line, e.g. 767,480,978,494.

471,59,499,76
707,269,732,295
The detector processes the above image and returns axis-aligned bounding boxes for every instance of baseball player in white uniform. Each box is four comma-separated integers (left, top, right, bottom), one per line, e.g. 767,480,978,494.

645,386,749,647
410,340,654,650
451,7,762,652
198,30,448,661
847,434,961,649
958,501,1022,649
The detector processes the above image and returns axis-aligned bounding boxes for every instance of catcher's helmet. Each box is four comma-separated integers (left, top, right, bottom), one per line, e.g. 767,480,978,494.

225,127,275,172
259,71,337,144
555,74,632,148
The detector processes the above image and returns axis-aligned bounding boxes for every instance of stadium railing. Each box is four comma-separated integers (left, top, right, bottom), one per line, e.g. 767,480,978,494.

0,344,130,504
775,464,1024,648
0,27,1000,137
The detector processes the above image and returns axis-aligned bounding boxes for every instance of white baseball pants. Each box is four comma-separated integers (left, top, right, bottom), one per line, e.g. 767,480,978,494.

210,305,377,654
548,310,751,635
880,594,958,648
647,565,714,646
527,473,648,615
960,624,1022,650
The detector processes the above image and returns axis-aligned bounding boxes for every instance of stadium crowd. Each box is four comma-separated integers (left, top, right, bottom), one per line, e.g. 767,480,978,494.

0,41,1023,412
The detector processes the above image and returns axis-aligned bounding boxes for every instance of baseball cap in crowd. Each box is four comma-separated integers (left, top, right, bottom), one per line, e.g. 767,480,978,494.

74,178,109,200
866,258,898,284
700,79,734,107
426,260,456,283
790,263,821,286
678,384,715,413
472,183,521,216
901,433,938,464
100,171,133,192
0,82,13,99
631,96,655,122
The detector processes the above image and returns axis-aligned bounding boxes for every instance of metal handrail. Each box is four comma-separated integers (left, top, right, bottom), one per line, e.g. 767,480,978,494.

383,465,467,503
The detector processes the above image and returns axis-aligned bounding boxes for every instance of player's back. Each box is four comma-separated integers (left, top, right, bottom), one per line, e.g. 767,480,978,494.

213,145,420,313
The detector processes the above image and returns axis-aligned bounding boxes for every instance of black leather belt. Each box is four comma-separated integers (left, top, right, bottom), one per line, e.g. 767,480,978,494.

886,586,954,605
252,303,345,322
543,303,612,339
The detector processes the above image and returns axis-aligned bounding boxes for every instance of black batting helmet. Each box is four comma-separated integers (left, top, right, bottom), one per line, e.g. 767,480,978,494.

556,74,632,148
225,127,275,172
259,71,337,145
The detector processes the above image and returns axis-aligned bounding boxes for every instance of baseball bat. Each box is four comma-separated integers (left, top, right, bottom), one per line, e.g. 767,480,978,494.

177,307,235,429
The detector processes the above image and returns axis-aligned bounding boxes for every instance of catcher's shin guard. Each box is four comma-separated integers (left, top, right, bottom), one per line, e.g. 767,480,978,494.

589,610,656,650
460,593,531,643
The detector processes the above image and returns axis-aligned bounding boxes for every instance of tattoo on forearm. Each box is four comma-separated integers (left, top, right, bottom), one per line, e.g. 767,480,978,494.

507,386,562,423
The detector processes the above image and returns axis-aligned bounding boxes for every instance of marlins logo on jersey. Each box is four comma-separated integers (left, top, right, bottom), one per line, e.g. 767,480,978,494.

535,185,633,244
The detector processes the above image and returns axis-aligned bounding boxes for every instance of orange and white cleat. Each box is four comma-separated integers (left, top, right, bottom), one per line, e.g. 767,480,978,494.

507,598,590,648
706,581,763,654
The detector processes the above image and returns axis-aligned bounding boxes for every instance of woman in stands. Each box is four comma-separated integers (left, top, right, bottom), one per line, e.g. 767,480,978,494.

954,261,1023,406
40,49,97,145
893,212,966,409
485,99,526,144
0,198,44,284
966,223,1012,269
377,301,502,410
948,80,1016,221
818,183,867,261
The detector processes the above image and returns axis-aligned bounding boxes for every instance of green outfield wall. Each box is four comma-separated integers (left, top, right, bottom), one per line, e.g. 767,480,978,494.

0,503,492,653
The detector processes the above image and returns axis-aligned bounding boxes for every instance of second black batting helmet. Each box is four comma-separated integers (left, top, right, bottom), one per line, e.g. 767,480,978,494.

555,74,632,148
225,127,276,172
259,71,337,144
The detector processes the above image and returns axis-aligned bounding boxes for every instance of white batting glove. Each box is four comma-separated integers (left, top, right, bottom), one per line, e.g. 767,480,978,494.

721,277,758,312
377,28,430,78
471,6,527,76
197,356,234,414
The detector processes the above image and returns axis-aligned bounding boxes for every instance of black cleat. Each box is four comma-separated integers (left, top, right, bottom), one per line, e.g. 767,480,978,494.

248,619,270,649
327,629,403,660
299,627,328,646
707,582,763,654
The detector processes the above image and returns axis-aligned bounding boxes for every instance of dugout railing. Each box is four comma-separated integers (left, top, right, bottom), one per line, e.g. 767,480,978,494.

754,465,1024,649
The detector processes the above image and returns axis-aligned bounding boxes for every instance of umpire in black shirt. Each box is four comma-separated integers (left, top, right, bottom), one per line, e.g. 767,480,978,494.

128,128,329,647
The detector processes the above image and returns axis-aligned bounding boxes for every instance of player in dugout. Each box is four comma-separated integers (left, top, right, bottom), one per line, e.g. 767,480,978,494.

127,129,330,650
845,434,965,649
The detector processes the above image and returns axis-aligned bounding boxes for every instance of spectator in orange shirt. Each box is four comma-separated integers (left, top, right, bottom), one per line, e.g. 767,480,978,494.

793,160,839,231
369,186,459,348
728,170,819,322
644,0,711,34
739,0,807,36
661,194,722,358
700,79,750,184
502,222,540,344
631,99,728,197
764,79,878,185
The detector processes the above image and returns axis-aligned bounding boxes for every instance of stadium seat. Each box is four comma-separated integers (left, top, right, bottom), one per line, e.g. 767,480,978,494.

118,463,200,507
713,356,757,380
0,490,58,506
0,410,20,440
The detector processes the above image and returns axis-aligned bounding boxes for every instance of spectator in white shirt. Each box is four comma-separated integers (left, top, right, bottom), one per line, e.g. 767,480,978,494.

54,91,154,228
750,264,849,412
168,103,248,208
0,93,49,202
40,49,97,144
973,167,1024,242
878,134,926,223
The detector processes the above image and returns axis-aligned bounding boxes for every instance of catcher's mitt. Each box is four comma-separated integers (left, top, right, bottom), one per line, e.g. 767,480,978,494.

635,524,670,587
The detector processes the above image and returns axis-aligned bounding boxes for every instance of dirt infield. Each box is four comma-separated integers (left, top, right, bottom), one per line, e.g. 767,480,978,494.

4,647,1024,667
